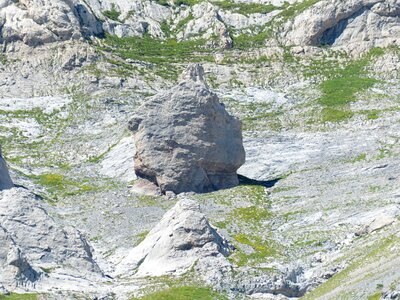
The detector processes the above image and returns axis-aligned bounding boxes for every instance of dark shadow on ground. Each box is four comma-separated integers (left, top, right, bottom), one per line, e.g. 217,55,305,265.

238,174,280,188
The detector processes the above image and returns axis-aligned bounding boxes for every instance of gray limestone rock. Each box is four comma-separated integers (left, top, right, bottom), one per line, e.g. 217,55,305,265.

0,147,13,191
176,2,233,48
128,64,245,194
115,198,232,277
0,188,102,290
0,0,102,47
282,0,400,53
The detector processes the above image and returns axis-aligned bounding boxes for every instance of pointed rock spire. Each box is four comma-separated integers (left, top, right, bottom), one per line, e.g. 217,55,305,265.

179,63,209,88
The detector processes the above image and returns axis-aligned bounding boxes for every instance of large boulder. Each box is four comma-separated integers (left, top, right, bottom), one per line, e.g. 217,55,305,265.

115,198,232,277
0,147,13,190
0,188,102,290
128,64,245,194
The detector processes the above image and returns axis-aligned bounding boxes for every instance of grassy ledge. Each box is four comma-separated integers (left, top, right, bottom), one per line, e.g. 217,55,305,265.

132,286,228,300
0,294,38,300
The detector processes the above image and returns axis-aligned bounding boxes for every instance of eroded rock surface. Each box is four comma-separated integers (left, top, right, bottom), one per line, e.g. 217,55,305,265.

0,188,102,290
115,198,232,277
0,0,102,47
283,0,400,52
129,64,245,194
176,2,232,48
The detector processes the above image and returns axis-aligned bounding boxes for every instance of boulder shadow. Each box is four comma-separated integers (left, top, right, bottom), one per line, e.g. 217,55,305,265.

238,174,280,188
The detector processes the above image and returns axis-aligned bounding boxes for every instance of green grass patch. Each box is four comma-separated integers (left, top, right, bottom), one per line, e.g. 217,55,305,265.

320,107,354,123
232,27,273,50
279,0,320,20
232,234,277,266
198,184,280,266
315,48,385,123
366,110,380,120
34,173,98,198
103,4,121,21
231,206,272,227
319,75,377,107
367,293,382,300
98,34,214,80
215,1,277,16
349,153,367,163
100,34,213,64
133,286,227,300
0,294,38,300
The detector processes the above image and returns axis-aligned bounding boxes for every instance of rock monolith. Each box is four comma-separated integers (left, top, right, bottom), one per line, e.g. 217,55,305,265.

129,64,245,194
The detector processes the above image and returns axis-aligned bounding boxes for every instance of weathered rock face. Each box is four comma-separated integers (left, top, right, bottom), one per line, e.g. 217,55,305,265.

115,198,232,277
91,0,171,39
176,2,233,49
0,0,103,47
0,188,102,290
128,64,245,194
0,148,13,190
283,0,400,53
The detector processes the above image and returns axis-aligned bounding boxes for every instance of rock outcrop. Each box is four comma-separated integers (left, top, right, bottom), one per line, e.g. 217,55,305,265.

0,188,102,290
282,0,400,53
176,2,233,48
115,198,232,277
0,0,103,47
98,0,171,39
128,64,245,194
0,147,13,190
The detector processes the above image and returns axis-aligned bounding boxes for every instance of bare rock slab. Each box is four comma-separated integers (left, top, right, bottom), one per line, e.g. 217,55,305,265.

129,64,245,194
0,188,102,290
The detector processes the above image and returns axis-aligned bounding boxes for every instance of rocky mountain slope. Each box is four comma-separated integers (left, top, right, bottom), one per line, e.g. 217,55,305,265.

0,0,399,299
